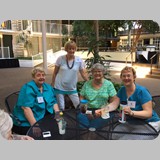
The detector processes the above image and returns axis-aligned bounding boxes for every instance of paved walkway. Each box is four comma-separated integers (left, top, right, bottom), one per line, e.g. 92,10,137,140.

0,62,160,111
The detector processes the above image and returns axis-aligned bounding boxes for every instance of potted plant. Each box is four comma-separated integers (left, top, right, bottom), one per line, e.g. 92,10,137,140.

77,39,122,93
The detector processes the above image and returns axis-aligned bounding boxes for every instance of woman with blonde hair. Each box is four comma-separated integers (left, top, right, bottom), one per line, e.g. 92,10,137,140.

117,66,160,131
51,40,88,110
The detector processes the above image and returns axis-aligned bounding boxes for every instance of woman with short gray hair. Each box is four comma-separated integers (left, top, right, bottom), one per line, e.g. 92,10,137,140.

91,63,106,74
78,63,118,128
12,67,60,135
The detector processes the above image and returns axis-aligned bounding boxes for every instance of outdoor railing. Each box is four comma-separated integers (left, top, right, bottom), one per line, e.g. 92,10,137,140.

1,20,73,35
125,53,132,65
150,51,159,74
32,20,72,35
0,47,10,59
77,47,118,52
32,49,59,67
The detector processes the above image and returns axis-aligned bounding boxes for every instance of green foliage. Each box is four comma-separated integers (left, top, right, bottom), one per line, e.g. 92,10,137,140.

84,39,111,79
72,20,126,93
62,25,68,35
17,56,32,60
141,20,159,34
72,20,95,38
77,81,86,93
112,82,123,92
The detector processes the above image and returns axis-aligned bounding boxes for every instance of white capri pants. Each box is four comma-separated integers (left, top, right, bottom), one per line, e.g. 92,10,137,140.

56,93,80,110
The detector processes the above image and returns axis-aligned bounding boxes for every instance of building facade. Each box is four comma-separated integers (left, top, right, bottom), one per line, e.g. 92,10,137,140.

0,20,72,59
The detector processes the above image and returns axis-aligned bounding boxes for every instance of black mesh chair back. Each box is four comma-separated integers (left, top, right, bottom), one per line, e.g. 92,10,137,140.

5,91,21,124
152,95,160,117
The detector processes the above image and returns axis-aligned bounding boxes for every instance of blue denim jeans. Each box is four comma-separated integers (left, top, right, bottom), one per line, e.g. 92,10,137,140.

77,112,114,129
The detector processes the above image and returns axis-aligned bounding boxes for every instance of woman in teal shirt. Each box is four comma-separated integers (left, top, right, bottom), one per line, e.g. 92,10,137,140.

12,67,60,135
117,66,160,131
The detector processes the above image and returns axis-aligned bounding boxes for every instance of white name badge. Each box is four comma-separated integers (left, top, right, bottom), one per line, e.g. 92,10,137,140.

37,97,44,103
128,101,136,108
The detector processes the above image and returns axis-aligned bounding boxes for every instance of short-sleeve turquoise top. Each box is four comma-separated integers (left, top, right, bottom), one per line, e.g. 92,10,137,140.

13,80,57,126
117,84,160,122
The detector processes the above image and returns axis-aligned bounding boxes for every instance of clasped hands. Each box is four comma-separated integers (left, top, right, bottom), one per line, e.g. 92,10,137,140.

122,106,133,116
86,108,105,119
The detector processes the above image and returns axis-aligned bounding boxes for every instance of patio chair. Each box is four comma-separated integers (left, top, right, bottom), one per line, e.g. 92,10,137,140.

5,91,21,124
152,95,160,117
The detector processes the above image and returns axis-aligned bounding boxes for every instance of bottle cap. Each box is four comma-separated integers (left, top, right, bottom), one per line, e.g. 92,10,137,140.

80,99,88,104
120,101,127,105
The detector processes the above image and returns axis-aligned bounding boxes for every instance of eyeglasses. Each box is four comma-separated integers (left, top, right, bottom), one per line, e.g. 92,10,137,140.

93,70,103,74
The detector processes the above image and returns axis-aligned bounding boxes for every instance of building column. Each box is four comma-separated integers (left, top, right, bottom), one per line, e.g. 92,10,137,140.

150,38,153,45
42,20,48,73
0,34,4,58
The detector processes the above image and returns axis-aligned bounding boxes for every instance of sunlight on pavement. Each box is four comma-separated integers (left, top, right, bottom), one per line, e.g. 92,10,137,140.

134,67,150,78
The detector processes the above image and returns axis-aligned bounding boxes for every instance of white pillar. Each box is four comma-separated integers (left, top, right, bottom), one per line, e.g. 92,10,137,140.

42,20,48,73
0,34,4,58
150,38,153,45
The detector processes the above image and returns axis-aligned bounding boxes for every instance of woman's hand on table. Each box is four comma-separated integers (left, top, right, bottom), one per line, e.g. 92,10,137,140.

95,109,102,118
20,135,34,140
32,124,42,137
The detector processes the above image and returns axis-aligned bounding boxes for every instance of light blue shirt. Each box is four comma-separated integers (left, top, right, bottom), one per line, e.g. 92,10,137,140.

117,84,160,122
13,80,57,126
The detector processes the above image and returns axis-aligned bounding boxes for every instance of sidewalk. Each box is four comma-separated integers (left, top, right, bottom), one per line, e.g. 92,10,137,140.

0,62,160,111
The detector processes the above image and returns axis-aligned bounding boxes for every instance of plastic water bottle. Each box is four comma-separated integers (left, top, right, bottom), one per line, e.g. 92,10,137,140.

77,99,90,128
57,112,67,135
79,99,88,114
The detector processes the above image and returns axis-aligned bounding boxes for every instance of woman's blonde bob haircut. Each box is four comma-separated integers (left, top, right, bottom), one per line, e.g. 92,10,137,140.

64,41,77,51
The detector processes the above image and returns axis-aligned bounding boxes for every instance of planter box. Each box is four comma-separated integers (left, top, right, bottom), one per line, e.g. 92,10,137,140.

19,59,43,67
19,59,34,67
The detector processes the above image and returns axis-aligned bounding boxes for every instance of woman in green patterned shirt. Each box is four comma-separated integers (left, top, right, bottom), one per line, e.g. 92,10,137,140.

77,63,119,129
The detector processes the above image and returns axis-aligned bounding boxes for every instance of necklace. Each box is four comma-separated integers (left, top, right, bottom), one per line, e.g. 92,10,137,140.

66,56,75,69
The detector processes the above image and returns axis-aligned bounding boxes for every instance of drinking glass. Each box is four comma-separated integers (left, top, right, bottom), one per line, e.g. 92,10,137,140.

101,105,110,119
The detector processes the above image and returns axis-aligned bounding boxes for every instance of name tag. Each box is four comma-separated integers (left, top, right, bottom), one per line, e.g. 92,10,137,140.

128,101,136,108
37,97,44,103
